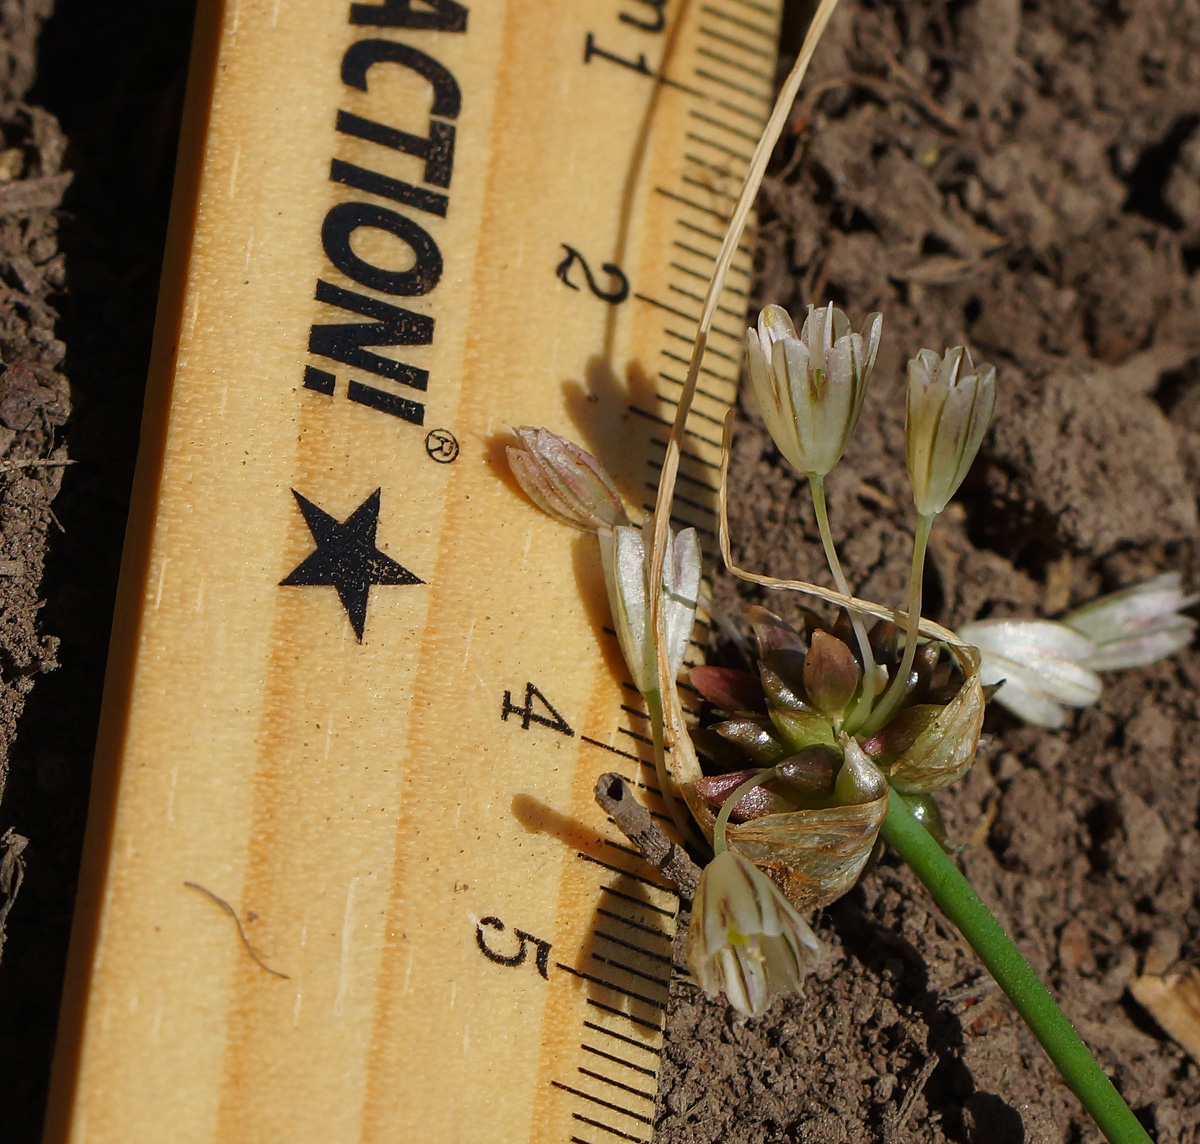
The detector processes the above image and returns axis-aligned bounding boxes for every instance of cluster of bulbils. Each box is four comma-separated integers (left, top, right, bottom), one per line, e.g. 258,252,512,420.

507,301,1196,1019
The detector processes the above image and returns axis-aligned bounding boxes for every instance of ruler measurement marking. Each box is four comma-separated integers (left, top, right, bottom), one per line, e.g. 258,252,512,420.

695,44,775,81
646,466,720,496
594,926,675,962
700,4,775,39
586,999,666,1033
679,173,741,205
571,1114,652,1143
599,886,678,920
688,107,762,143
591,953,673,990
551,1083,656,1126
595,910,675,947
684,130,753,164
657,349,740,384
653,185,730,223
577,1067,657,1103
697,23,773,60
555,965,670,1011
667,282,744,319
693,67,772,103
670,258,747,296
628,404,722,449
674,215,754,252
656,371,734,403
660,329,738,364
581,1043,660,1078
648,436,722,470
584,1021,665,1056
653,389,731,425
727,0,777,15
577,852,677,894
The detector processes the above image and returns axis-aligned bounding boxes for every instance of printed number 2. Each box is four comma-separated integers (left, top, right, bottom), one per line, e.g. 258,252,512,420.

555,244,630,304
502,682,574,736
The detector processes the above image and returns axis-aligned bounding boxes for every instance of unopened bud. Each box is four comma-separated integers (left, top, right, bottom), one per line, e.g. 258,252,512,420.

507,426,629,530
769,706,837,754
715,718,791,766
694,769,795,822
803,630,860,719
833,736,889,805
775,745,841,800
859,704,942,768
690,666,767,714
905,346,996,516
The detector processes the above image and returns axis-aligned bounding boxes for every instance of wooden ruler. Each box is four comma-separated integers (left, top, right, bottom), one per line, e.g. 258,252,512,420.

45,2,780,1141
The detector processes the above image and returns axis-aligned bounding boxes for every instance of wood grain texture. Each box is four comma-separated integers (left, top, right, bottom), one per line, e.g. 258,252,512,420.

45,2,778,1141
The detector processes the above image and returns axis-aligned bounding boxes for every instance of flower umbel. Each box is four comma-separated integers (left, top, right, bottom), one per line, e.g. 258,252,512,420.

598,522,702,693
905,346,996,516
686,847,822,1018
745,302,882,478
507,426,629,531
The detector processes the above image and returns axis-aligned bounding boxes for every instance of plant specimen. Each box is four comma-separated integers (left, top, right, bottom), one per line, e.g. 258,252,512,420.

506,1,1191,1140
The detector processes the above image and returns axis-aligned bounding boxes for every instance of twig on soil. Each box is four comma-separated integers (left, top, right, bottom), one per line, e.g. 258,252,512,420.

885,1053,940,1139
0,457,74,473
594,773,701,900
0,828,27,960
183,880,290,980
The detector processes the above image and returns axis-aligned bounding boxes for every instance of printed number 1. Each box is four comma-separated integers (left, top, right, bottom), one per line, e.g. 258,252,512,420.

502,682,574,736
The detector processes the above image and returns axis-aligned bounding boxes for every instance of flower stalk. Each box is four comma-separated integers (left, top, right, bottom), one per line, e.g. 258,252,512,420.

881,789,1152,1144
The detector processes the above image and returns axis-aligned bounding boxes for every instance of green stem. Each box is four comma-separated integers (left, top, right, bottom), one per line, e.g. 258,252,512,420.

809,474,877,726
881,789,1152,1144
860,512,933,736
645,688,696,847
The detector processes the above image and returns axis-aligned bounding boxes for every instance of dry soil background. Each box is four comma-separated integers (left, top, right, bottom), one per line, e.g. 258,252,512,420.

0,1,1198,1141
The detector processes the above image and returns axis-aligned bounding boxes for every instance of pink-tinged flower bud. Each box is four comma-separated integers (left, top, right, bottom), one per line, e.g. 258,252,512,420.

905,346,996,516
686,848,823,1018
803,630,860,720
775,746,841,800
507,426,629,531
714,718,791,766
745,302,882,477
690,666,767,714
693,770,796,822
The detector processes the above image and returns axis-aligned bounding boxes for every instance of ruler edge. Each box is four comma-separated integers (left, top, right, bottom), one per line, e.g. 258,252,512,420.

43,2,227,1139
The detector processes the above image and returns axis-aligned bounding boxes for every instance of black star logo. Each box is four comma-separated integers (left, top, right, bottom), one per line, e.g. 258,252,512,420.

280,489,422,642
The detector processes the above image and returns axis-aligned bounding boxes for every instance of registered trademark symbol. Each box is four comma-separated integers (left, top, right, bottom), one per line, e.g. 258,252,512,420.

425,428,460,464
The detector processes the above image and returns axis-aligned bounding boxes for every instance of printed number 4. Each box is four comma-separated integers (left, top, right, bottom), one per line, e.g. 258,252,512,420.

502,682,574,737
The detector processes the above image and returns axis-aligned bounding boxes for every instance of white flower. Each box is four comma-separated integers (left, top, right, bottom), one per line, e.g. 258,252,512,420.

1064,572,1197,672
598,522,702,694
960,574,1196,728
956,619,1101,729
507,426,629,531
745,302,882,478
686,848,822,1018
905,346,996,516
